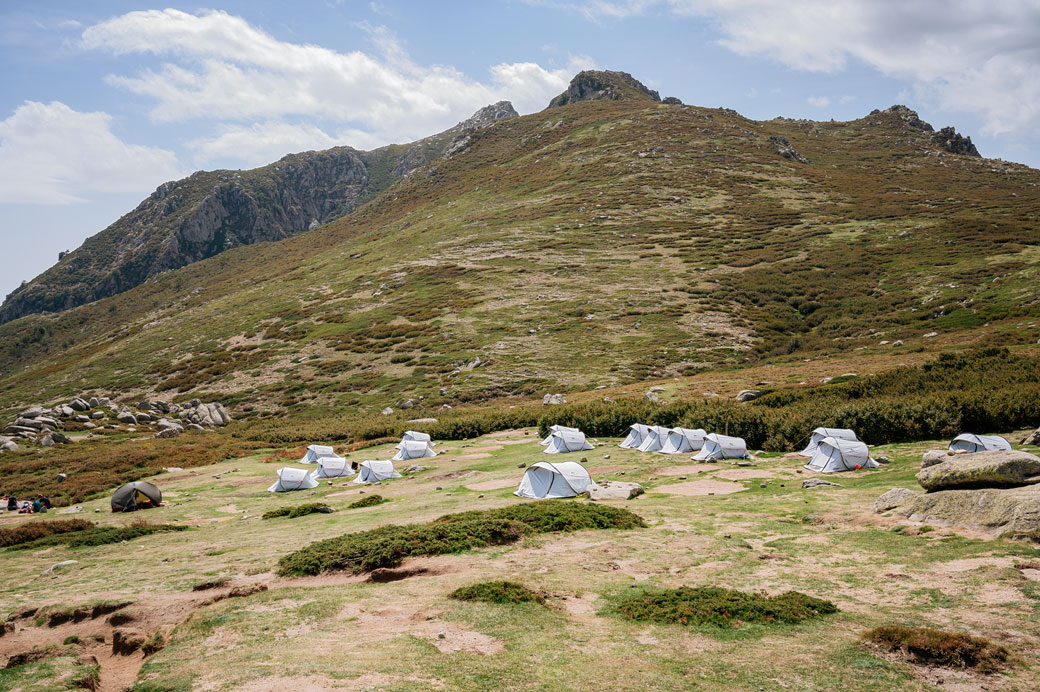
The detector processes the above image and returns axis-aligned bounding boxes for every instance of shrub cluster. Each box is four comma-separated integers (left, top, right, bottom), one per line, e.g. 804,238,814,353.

348,495,385,509
449,581,546,605
0,519,94,548
11,523,187,550
278,501,644,576
863,625,1015,672
262,503,332,520
613,586,838,628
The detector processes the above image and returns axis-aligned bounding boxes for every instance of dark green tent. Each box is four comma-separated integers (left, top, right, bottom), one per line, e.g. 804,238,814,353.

111,481,162,512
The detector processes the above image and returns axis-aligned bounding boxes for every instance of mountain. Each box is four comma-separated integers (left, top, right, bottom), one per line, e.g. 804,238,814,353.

0,73,1036,417
547,69,664,107
0,101,519,324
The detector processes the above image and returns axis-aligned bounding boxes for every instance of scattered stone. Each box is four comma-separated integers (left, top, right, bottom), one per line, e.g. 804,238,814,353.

41,560,78,576
923,331,939,338
643,391,660,403
154,428,180,439
1,440,18,452
587,481,644,501
381,407,394,416
187,423,205,431
116,410,137,425
769,135,809,164
873,487,922,513
802,479,841,489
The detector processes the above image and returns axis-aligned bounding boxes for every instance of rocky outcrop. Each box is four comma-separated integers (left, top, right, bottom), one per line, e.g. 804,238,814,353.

871,105,980,157
542,393,566,405
548,70,661,108
874,487,921,513
180,401,231,427
1024,427,1040,446
768,136,808,164
444,101,519,157
916,450,1040,490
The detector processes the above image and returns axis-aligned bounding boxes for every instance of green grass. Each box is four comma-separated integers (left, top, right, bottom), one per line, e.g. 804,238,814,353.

864,625,1016,672
10,523,187,550
261,502,332,519
278,501,645,576
611,586,838,628
449,580,547,605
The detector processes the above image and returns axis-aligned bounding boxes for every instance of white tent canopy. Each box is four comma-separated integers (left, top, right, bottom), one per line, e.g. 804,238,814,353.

660,427,707,455
949,433,1012,453
636,426,670,453
354,460,402,484
393,440,437,461
693,433,750,460
804,437,878,473
312,456,354,479
402,430,434,445
541,425,580,446
267,467,320,492
799,428,859,457
299,445,339,464
543,429,594,454
619,424,652,449
515,461,594,499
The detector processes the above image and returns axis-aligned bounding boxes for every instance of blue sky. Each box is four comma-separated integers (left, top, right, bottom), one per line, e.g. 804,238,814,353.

3,1,1039,301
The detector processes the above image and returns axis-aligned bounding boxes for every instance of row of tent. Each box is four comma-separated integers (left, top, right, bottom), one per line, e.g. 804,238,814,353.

619,424,751,460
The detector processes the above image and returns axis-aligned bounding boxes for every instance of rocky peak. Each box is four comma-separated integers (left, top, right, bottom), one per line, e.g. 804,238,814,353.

547,70,661,108
875,104,934,131
870,105,981,157
457,101,518,131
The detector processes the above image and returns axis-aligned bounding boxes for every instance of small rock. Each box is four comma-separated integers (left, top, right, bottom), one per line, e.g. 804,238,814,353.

802,479,841,489
41,560,78,576
587,481,645,501
517,462,526,468
735,389,762,402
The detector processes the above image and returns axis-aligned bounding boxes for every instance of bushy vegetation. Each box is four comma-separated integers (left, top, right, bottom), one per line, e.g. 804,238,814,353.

347,495,385,509
864,625,1016,672
0,519,94,548
278,501,644,576
449,580,546,605
262,503,332,520
540,348,1040,450
613,587,838,628
11,523,187,550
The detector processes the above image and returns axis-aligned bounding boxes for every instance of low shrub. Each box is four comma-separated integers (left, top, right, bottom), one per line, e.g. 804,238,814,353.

0,519,94,548
11,523,187,550
262,503,332,520
348,495,385,509
449,580,546,605
864,625,1015,672
278,501,644,576
613,587,838,628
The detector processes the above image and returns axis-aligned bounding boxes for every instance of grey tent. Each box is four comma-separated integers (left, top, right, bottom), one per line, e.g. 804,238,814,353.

311,456,354,479
803,437,878,473
660,427,707,454
692,433,750,460
515,461,594,499
949,433,1012,453
111,481,162,512
267,467,320,492
541,425,580,446
299,445,339,464
354,460,402,484
619,424,651,449
543,429,594,454
799,427,859,457
635,425,670,453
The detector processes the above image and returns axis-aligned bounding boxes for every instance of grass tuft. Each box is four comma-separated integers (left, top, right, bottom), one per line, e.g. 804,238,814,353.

449,580,546,605
278,501,644,576
262,503,332,520
613,586,838,628
864,625,1016,673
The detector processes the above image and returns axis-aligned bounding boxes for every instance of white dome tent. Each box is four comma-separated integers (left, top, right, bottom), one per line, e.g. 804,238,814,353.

543,429,594,454
619,424,651,449
267,467,320,492
804,437,878,473
660,427,707,455
299,445,340,464
799,428,859,457
311,456,354,479
692,433,750,461
402,430,435,446
354,460,402,484
636,426,670,453
541,425,580,446
949,433,1012,453
515,461,594,499
393,439,437,461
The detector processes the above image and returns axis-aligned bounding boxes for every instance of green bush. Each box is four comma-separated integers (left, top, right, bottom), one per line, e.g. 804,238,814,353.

864,625,1016,672
613,586,838,628
278,501,644,576
449,580,546,605
11,523,187,550
262,503,332,520
348,495,385,509
0,518,94,548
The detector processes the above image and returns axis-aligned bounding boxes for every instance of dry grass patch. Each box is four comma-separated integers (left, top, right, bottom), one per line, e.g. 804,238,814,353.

863,625,1017,673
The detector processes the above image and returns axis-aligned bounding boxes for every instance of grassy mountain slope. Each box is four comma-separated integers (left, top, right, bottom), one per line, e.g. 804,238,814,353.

0,99,1037,417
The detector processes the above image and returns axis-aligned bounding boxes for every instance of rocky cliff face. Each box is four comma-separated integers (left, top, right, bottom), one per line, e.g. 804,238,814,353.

548,70,661,108
0,103,517,324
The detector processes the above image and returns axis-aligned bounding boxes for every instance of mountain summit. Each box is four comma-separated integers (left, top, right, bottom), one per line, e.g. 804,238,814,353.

547,70,662,107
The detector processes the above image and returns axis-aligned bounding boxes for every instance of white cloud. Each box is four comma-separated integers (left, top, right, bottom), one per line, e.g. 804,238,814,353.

81,9,586,149
543,0,1040,137
807,95,830,107
0,101,180,205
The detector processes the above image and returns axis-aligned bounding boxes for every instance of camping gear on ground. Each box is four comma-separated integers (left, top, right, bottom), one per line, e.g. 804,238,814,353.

636,425,670,453
299,445,339,464
401,430,434,445
660,427,707,454
799,428,859,456
803,437,878,473
543,429,594,454
692,433,750,461
312,456,354,479
541,425,580,446
619,424,652,449
393,440,437,461
515,461,594,499
267,467,320,492
111,481,162,511
949,433,1012,453
354,460,402,484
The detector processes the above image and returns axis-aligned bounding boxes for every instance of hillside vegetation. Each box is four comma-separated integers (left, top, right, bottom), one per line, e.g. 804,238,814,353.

0,92,1037,417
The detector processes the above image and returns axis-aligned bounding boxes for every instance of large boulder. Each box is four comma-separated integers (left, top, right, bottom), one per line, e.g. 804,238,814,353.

14,417,44,431
915,450,1040,491
1024,427,1040,446
68,397,90,411
116,410,138,425
155,428,181,439
17,406,44,419
181,402,232,427
1,440,18,452
542,393,566,405
736,389,763,402
896,485,1040,533
873,487,922,513
921,450,950,468
587,481,644,501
